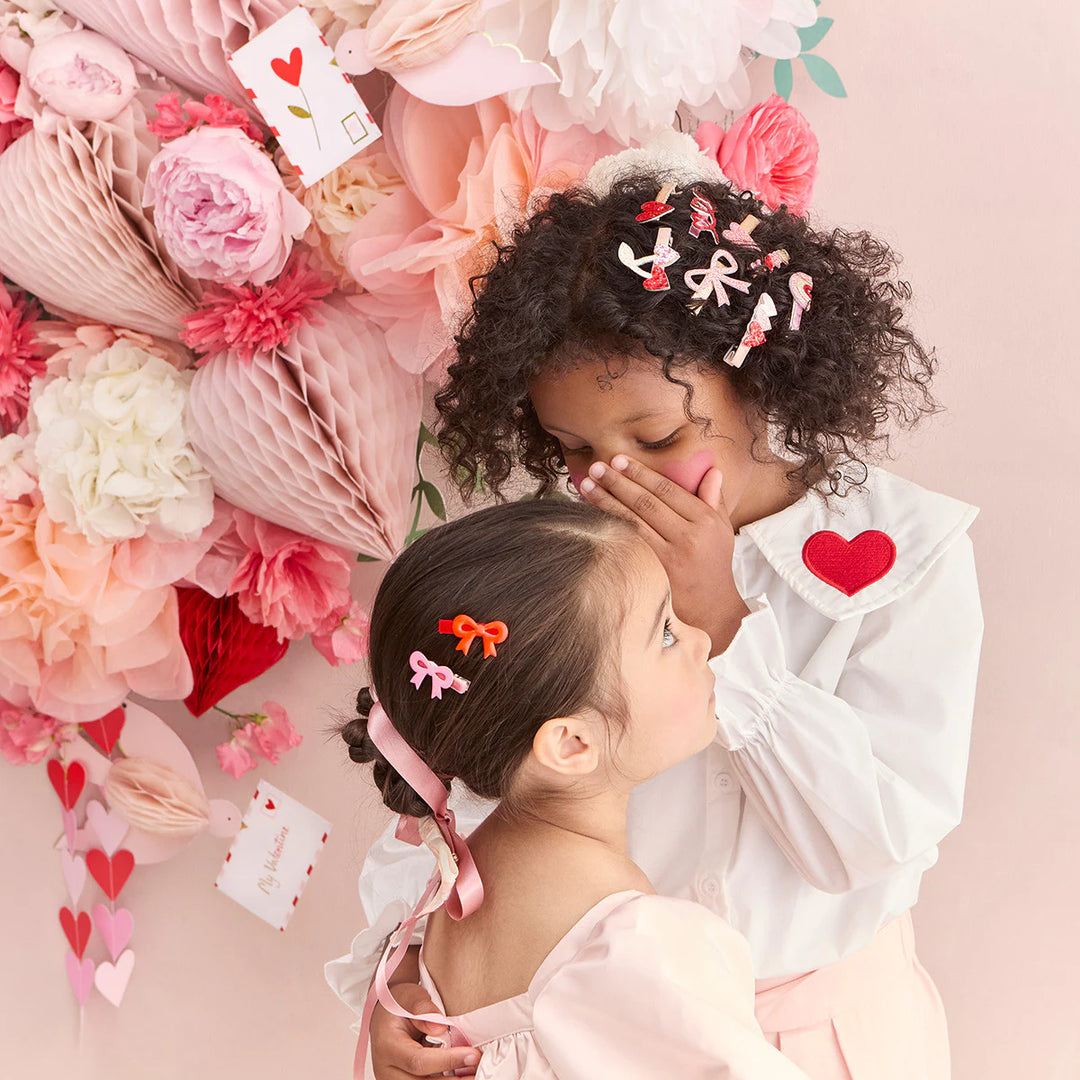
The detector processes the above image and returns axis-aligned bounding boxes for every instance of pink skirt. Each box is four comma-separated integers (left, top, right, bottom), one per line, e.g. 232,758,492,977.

754,913,950,1080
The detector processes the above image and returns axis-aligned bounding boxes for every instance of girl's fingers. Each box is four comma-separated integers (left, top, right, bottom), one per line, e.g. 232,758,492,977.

382,1043,480,1078
581,460,686,540
608,455,711,522
696,466,732,528
579,474,666,549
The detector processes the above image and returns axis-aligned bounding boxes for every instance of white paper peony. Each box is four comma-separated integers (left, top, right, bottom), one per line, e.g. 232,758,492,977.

30,340,213,543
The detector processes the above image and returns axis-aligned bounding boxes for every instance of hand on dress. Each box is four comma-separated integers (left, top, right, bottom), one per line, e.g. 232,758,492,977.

370,982,479,1079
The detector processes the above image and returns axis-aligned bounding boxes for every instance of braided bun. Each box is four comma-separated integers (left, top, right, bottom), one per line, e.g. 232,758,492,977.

339,687,434,819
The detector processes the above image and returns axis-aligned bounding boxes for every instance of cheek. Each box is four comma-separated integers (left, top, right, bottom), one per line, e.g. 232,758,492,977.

567,468,587,494
660,450,714,496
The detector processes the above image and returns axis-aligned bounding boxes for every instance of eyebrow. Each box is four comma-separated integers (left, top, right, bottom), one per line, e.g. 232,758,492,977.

647,590,671,647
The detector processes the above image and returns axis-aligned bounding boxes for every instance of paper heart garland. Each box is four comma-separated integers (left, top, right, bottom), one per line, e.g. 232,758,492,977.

61,808,78,854
59,908,92,959
80,708,126,755
86,848,135,902
65,951,95,1006
86,801,130,857
94,949,135,1007
802,530,897,596
93,904,134,963
48,760,86,811
185,294,423,559
60,851,87,906
176,589,289,717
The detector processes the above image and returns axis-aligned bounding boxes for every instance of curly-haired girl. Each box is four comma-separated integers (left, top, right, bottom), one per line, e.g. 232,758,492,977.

353,159,983,1080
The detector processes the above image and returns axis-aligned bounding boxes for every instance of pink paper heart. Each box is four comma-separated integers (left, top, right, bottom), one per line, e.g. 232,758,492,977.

92,903,134,963
60,851,87,906
61,808,77,854
86,800,130,857
65,950,95,1006
94,949,135,1007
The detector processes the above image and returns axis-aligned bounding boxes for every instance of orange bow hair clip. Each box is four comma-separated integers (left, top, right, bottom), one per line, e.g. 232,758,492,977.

438,614,509,659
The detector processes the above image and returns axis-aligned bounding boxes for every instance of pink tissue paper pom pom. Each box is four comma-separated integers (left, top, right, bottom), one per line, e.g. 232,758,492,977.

181,255,334,364
311,600,370,666
216,736,257,779
696,95,819,216
0,700,75,766
0,282,46,435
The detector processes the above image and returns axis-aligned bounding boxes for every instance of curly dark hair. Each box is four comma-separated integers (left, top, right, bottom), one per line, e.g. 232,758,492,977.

435,173,938,499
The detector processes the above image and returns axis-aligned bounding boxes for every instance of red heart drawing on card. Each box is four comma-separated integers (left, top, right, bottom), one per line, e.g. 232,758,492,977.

802,530,897,596
80,707,125,755
59,907,92,959
271,47,303,87
86,849,135,902
47,759,86,810
635,200,674,222
265,799,276,811
177,589,289,717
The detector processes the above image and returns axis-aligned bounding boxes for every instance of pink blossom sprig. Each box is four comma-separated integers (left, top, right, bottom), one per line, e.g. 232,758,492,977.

214,701,302,779
0,699,76,766
148,91,263,143
181,256,334,364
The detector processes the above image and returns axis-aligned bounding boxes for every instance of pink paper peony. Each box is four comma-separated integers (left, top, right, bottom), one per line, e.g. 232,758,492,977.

148,92,262,143
695,95,819,215
0,58,30,154
0,497,193,723
143,126,312,286
215,736,257,779
311,600,370,666
25,30,137,123
227,510,353,640
0,282,45,435
181,255,333,364
0,699,74,765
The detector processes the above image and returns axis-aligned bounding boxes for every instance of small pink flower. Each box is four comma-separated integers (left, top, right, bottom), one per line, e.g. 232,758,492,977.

696,95,819,216
0,283,46,435
0,701,74,766
148,92,262,143
216,737,258,779
0,60,31,155
249,701,302,764
311,601,370,666
181,255,333,364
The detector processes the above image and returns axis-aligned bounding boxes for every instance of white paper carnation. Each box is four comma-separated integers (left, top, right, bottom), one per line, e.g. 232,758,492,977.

30,340,213,543
0,431,37,500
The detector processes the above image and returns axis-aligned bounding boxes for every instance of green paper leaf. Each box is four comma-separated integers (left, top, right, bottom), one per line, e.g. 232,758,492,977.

355,552,381,563
405,527,430,547
773,59,793,100
419,422,440,450
801,53,847,98
419,480,447,521
288,105,312,118
797,17,833,52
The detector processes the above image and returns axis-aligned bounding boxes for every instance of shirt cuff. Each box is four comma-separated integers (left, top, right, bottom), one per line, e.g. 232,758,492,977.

709,594,791,752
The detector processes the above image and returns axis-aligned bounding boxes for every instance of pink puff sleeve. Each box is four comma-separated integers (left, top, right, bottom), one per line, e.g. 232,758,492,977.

530,895,809,1080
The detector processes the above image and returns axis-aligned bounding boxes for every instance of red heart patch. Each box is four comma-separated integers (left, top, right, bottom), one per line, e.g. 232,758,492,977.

802,530,897,596
86,849,135,902
177,589,289,717
47,759,86,811
271,47,303,87
59,907,92,959
744,322,766,347
635,200,674,222
80,707,125,755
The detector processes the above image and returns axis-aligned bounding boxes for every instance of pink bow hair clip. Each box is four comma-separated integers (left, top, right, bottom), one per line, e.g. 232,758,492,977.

409,651,469,700
683,248,751,313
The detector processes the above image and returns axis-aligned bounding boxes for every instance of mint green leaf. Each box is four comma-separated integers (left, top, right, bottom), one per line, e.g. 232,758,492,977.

405,527,430,547
797,17,833,52
801,53,847,98
419,422,440,450
288,105,312,118
355,552,381,562
773,59,793,100
419,480,447,521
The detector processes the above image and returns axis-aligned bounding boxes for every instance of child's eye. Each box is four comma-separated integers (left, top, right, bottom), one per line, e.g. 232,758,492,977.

662,619,677,649
639,428,681,451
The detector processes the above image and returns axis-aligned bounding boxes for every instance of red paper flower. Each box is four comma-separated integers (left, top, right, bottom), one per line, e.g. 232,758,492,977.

696,95,819,216
0,283,45,434
181,256,333,364
147,91,263,143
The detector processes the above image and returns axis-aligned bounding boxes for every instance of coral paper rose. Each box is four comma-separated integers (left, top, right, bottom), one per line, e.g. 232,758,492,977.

26,29,137,123
143,126,311,286
696,95,819,215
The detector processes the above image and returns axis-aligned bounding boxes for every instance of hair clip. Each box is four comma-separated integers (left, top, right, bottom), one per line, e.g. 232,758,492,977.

438,614,508,659
409,651,470,700
749,249,789,273
617,226,680,291
687,190,719,243
723,292,778,368
721,215,761,250
635,182,676,223
788,272,813,329
683,248,750,314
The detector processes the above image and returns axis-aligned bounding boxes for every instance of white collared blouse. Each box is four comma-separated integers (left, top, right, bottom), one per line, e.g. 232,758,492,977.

329,468,983,990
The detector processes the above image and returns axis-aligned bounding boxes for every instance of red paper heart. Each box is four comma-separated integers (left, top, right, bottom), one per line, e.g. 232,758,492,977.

802,530,897,596
47,759,86,811
80,707,125,755
86,849,135,902
177,589,289,717
635,200,674,222
59,907,92,959
265,799,276,811
271,47,303,87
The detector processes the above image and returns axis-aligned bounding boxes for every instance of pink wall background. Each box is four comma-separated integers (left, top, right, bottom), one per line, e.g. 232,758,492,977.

3,3,1078,1077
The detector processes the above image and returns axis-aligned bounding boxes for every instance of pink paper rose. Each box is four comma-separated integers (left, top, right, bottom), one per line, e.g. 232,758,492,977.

0,700,74,765
26,30,137,123
696,95,819,215
0,59,30,154
227,510,353,640
311,600,370,666
143,126,312,286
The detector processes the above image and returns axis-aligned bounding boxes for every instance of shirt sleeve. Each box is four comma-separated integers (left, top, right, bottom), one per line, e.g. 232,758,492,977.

532,897,809,1080
712,533,983,894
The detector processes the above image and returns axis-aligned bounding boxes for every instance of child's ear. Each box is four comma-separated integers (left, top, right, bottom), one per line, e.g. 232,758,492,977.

531,715,601,777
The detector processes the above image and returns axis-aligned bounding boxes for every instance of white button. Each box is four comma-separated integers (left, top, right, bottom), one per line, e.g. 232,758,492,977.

713,771,735,792
697,873,721,900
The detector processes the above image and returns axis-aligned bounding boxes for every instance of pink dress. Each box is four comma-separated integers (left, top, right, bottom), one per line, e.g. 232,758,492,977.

416,891,810,1080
